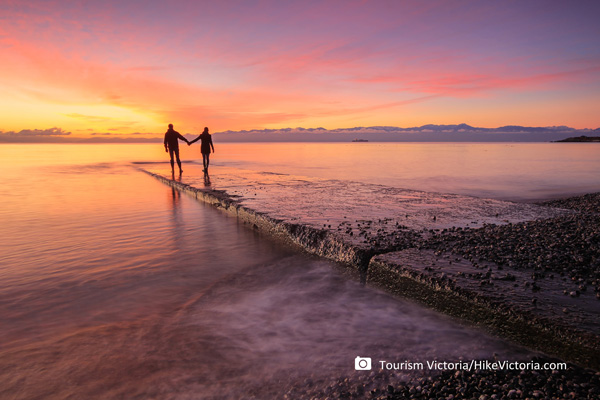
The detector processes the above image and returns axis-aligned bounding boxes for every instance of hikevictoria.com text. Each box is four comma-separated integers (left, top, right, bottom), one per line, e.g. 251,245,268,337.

378,360,567,372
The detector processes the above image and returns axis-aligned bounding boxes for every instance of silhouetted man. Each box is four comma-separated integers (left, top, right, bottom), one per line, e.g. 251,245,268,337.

164,123,189,174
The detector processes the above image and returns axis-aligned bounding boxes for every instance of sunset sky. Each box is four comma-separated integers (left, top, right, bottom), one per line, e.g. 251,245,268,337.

1,0,599,138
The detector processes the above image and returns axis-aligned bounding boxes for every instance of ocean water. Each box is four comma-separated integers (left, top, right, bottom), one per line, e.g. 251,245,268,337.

0,142,597,398
216,142,600,201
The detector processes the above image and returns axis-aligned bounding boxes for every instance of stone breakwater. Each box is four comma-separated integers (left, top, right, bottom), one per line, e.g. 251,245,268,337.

139,164,598,370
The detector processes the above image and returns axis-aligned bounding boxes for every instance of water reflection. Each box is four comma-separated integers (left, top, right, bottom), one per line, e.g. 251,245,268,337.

170,186,184,249
204,170,211,186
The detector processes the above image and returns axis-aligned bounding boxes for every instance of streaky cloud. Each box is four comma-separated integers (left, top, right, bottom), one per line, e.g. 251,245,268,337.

0,127,71,137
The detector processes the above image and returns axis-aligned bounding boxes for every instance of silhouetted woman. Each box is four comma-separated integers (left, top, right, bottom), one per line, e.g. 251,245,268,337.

189,127,215,173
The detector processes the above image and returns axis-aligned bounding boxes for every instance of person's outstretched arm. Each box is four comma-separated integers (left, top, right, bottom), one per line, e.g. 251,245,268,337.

177,132,189,144
189,135,201,145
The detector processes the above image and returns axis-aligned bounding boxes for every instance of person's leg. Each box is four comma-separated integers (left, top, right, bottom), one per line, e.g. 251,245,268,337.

168,148,175,171
202,154,208,171
175,148,182,173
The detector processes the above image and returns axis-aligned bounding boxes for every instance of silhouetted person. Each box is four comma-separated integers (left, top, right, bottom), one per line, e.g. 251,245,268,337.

189,127,215,173
164,123,189,174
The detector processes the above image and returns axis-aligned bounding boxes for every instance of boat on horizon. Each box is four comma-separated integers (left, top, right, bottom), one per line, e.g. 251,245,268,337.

352,139,369,142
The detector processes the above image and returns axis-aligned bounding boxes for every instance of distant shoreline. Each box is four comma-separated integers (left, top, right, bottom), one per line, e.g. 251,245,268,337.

3,138,600,144
553,135,600,142
2,123,600,143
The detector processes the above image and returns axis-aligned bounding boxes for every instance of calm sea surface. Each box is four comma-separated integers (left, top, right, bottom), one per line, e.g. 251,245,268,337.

0,142,597,398
216,142,600,201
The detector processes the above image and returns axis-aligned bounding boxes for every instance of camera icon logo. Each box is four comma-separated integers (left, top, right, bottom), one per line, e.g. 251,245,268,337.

355,356,372,370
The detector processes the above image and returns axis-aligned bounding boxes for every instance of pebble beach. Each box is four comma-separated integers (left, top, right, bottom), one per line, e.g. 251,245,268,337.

282,356,600,399
365,193,599,400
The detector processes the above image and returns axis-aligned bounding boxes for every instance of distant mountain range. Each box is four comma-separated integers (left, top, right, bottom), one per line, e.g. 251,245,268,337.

1,124,599,143
214,124,600,142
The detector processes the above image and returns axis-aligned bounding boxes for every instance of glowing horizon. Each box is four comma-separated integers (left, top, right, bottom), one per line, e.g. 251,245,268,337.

1,0,599,138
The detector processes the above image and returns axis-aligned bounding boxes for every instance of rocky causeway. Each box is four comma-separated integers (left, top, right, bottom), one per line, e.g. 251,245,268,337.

139,163,599,374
